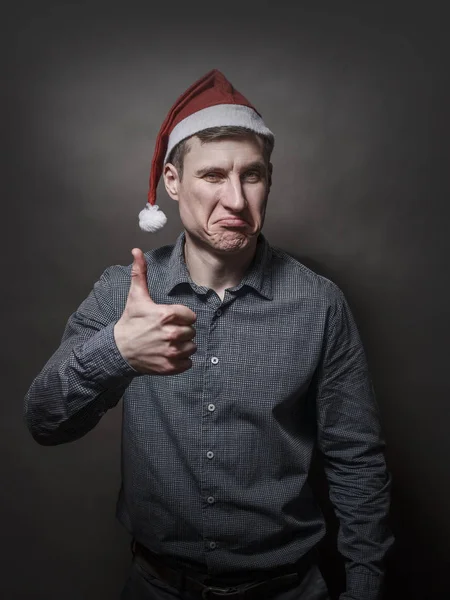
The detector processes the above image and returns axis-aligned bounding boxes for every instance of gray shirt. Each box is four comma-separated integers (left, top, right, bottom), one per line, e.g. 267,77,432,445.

24,230,394,600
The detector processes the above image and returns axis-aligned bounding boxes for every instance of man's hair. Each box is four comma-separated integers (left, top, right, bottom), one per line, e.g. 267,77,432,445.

166,126,274,180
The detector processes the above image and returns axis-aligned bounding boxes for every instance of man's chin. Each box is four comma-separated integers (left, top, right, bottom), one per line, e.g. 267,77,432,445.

209,230,257,252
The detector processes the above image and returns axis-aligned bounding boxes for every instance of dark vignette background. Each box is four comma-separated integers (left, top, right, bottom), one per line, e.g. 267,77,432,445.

2,1,449,598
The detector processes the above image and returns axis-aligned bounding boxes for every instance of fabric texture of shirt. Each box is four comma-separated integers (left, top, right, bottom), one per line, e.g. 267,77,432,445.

24,230,394,600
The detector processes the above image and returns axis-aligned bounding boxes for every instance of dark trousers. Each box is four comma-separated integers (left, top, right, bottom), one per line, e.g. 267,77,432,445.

120,547,331,600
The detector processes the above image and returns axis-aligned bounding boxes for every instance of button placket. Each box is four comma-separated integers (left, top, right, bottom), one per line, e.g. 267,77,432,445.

201,302,229,557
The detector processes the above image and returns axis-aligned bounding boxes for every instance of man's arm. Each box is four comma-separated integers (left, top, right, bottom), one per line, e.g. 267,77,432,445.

315,287,394,600
24,267,138,445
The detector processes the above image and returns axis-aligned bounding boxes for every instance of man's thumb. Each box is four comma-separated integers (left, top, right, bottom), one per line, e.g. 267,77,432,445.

128,248,153,302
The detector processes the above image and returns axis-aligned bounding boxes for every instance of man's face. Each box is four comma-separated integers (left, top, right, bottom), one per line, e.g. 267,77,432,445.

163,135,272,255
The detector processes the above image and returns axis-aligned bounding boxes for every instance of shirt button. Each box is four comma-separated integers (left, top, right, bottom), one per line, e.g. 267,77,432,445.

207,451,214,458
207,496,215,504
211,357,219,364
208,404,215,412
216,309,222,316
209,541,217,549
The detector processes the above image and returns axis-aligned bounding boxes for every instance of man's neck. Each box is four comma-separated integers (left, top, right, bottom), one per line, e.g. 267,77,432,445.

183,233,257,295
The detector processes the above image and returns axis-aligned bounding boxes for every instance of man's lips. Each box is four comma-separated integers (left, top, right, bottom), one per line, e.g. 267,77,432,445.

217,218,248,226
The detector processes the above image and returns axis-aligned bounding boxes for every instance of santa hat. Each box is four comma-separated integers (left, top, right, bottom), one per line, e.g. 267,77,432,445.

138,68,274,232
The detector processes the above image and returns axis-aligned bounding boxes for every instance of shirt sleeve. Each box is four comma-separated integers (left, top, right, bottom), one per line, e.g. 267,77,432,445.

24,267,139,445
315,287,395,600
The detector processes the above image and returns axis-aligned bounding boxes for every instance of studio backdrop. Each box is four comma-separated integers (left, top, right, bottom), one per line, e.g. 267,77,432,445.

3,2,449,599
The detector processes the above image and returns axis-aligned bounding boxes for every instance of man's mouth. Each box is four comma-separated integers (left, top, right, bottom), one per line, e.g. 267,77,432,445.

218,218,247,227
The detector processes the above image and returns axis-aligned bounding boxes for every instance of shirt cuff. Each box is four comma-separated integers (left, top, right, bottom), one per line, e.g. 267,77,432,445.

340,567,384,600
79,322,139,384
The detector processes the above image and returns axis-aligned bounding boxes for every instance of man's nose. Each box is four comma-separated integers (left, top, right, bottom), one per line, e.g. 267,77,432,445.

221,177,247,210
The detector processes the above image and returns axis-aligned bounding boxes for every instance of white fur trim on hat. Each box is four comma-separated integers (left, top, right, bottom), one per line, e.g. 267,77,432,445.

164,104,274,163
138,203,167,232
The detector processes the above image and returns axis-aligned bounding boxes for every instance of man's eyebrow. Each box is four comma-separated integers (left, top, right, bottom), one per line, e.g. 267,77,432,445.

242,161,267,173
194,162,267,177
194,166,221,177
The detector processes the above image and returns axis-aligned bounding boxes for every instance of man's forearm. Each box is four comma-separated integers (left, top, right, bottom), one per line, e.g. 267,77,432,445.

24,320,137,445
316,287,395,599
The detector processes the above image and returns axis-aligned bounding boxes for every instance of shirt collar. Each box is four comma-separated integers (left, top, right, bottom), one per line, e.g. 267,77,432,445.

163,230,273,300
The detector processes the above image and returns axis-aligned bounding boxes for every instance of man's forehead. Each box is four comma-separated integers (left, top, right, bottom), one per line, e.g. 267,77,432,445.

184,135,265,165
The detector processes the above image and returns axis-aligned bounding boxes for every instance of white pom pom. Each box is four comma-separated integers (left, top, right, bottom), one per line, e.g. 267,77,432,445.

138,203,168,232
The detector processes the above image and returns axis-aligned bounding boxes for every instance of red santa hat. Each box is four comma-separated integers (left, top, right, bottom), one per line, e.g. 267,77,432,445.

139,68,274,232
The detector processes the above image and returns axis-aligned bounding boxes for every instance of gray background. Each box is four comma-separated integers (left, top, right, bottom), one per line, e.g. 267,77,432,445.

3,0,449,598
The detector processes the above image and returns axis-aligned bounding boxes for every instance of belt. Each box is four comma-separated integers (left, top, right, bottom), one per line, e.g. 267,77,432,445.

131,540,317,599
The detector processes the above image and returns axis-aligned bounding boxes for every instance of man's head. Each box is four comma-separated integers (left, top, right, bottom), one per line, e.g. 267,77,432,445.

163,126,273,254
138,69,274,233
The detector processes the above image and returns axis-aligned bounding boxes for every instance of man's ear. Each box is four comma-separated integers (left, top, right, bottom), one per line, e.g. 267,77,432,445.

268,162,273,189
163,163,180,201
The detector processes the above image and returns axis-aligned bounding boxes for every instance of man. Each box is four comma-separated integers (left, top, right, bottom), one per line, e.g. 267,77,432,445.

24,69,394,600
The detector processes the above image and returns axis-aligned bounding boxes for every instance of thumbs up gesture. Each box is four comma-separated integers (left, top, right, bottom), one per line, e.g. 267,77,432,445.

113,248,198,375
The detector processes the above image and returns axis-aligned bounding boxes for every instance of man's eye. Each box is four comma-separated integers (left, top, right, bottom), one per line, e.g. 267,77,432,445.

244,171,261,181
204,173,222,181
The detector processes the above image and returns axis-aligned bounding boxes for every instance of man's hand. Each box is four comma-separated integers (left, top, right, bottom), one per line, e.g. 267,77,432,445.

114,248,197,375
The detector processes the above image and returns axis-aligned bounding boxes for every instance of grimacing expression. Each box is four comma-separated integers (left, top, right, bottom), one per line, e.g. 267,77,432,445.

163,135,272,254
